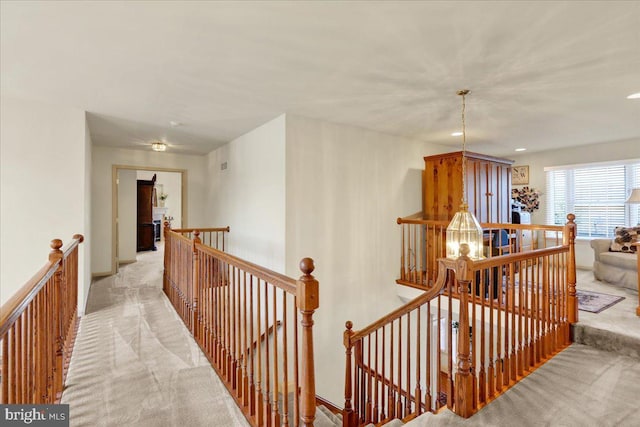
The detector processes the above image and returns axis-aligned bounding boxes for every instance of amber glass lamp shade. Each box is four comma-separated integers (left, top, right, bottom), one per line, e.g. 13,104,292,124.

446,203,484,259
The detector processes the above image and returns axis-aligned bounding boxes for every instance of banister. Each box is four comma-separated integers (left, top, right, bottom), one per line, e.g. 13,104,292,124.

172,226,231,233
193,237,297,295
349,270,447,342
1,234,84,404
0,235,84,337
470,245,568,269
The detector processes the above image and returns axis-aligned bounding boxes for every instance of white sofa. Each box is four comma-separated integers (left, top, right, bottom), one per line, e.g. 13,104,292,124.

590,239,638,291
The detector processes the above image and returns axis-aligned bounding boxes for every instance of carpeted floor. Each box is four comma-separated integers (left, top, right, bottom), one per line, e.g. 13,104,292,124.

60,244,250,427
405,343,640,427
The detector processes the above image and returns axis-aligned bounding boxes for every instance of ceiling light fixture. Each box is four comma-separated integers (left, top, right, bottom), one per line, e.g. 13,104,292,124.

627,92,640,99
151,141,167,152
446,89,484,260
515,148,527,152
169,121,182,127
451,131,463,137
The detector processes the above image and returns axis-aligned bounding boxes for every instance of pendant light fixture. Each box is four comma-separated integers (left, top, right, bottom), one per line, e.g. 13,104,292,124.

446,90,484,259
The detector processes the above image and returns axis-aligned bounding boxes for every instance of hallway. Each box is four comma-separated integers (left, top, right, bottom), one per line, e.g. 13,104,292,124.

60,244,250,427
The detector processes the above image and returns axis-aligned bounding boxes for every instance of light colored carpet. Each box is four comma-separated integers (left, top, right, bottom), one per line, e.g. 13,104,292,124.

60,244,250,427
405,344,640,427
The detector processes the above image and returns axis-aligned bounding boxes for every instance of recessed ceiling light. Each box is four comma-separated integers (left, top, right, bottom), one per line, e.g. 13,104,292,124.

451,131,463,136
515,148,527,152
151,142,167,152
169,121,182,127
627,92,640,99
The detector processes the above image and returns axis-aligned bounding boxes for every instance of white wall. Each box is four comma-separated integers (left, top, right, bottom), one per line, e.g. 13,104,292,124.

117,169,137,263
511,138,640,268
206,115,286,272
1,96,90,309
137,170,182,228
285,115,449,403
91,146,207,274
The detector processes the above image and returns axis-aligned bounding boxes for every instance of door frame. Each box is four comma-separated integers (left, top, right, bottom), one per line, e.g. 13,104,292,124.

112,165,188,274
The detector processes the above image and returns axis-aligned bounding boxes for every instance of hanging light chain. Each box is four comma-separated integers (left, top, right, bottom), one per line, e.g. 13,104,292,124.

458,89,470,206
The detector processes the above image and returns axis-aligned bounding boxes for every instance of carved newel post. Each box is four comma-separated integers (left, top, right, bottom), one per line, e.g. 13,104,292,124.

454,244,473,418
564,214,578,324
343,321,355,427
296,258,319,427
49,239,64,399
163,221,171,295
192,230,201,339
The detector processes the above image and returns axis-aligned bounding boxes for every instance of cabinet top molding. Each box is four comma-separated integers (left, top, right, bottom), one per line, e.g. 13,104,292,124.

424,151,514,165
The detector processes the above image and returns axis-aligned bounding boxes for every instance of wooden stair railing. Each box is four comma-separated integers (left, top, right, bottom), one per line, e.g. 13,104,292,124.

397,215,566,290
163,224,319,427
345,215,577,425
173,226,230,251
0,234,84,404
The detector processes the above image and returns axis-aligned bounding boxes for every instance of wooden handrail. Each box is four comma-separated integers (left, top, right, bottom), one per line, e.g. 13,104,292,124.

172,226,231,233
0,236,83,336
1,234,84,404
163,225,318,427
345,215,577,426
196,241,297,295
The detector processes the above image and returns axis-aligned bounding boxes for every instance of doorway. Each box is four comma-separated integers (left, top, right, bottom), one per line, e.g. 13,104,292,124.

112,165,187,272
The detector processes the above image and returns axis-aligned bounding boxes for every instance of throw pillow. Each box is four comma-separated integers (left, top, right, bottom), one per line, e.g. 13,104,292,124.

609,226,640,253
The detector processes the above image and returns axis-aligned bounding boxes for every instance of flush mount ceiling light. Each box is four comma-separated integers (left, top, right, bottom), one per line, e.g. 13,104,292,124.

446,89,484,260
151,141,167,152
627,92,640,99
169,121,182,127
451,131,463,137
515,148,527,152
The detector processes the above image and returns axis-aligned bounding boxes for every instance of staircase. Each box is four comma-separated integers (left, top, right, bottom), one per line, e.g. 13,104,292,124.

360,271,640,426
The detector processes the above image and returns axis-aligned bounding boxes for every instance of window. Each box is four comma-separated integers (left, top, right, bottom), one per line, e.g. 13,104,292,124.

545,161,640,238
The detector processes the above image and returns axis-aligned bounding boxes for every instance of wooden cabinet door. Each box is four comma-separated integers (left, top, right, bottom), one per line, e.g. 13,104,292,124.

137,176,156,252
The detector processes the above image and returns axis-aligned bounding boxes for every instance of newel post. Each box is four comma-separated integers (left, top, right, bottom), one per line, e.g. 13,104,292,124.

564,214,578,324
296,258,319,427
343,321,355,427
163,221,171,295
454,244,473,418
49,239,64,399
192,230,201,338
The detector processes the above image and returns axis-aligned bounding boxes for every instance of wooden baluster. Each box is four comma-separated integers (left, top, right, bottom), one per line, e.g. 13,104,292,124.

296,258,318,427
271,287,280,427
415,308,422,416
249,275,256,415
281,292,289,427
293,303,299,427
425,303,432,413
255,278,263,426
373,329,380,423
243,271,249,407
192,231,201,341
263,284,271,427
564,214,578,324
405,313,411,416
2,332,8,403
366,334,372,423
380,325,387,421
388,321,395,418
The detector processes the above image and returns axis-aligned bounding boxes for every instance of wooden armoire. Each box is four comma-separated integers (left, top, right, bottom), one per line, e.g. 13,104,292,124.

137,174,157,252
423,151,513,223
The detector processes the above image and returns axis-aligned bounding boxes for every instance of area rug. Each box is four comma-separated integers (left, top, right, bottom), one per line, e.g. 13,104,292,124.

577,289,625,313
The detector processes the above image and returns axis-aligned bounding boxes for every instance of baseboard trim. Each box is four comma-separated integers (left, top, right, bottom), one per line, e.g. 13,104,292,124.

118,259,137,265
92,270,113,278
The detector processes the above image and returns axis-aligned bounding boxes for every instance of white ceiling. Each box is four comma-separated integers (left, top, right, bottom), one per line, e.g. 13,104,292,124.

1,1,639,156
